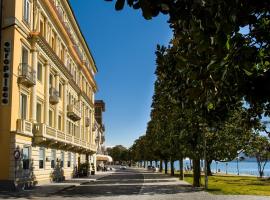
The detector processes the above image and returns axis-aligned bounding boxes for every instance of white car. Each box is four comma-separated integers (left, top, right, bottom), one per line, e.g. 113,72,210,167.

120,165,127,170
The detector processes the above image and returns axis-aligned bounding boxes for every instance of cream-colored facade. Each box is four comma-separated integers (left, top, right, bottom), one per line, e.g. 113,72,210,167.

0,0,98,188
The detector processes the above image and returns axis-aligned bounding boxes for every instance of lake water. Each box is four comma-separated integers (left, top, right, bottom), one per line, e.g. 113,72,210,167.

158,160,270,177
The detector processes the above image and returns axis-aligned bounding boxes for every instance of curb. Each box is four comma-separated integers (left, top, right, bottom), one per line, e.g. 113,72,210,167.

52,184,77,194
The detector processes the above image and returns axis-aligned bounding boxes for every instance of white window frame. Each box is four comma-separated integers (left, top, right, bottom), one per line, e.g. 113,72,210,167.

61,151,65,168
36,102,42,123
51,149,56,169
22,146,31,170
20,93,28,120
37,62,43,83
23,0,31,24
39,147,45,169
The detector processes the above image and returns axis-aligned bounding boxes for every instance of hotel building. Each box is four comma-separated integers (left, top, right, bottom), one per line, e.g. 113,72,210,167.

95,100,105,152
94,100,112,166
0,0,99,188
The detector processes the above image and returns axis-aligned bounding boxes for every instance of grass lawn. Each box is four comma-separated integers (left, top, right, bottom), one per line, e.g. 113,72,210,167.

183,173,270,195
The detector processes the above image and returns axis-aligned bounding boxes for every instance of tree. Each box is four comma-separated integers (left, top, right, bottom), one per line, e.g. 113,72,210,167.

107,0,270,188
245,134,270,178
107,145,129,163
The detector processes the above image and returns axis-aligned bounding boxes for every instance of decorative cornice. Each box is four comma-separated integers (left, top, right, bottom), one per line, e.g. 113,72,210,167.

41,0,98,92
30,33,94,107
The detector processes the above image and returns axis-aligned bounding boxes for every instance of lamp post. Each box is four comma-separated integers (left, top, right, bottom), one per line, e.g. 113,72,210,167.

236,157,239,175
226,163,228,174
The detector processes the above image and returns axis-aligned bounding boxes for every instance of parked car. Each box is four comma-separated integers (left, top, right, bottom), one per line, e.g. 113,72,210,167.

120,165,127,170
147,166,156,171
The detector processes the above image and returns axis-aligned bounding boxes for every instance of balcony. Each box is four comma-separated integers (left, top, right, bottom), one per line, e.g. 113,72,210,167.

90,144,97,152
48,0,83,63
101,135,105,144
49,87,59,105
34,124,73,146
67,104,81,121
101,124,105,132
33,123,93,152
85,117,90,127
16,119,33,137
18,63,36,87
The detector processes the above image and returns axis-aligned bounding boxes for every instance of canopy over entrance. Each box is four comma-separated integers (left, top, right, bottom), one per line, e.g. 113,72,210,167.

96,154,113,162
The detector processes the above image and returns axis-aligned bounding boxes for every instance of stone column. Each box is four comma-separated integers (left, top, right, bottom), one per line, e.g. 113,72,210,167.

44,62,50,125
63,80,68,134
30,47,38,122
54,73,59,129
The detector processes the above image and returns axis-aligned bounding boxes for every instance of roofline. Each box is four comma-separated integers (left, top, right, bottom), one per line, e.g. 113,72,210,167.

66,0,98,73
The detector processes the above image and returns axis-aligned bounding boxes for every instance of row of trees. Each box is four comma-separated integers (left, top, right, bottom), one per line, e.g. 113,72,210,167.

107,0,270,187
107,145,130,164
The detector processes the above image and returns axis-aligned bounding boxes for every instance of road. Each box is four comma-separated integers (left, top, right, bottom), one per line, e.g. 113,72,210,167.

53,168,270,200
0,167,269,200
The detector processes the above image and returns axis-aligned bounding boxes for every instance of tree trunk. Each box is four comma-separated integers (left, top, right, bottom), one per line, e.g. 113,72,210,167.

143,161,146,168
170,160,174,176
259,171,264,178
193,157,201,187
179,158,184,180
207,159,212,176
159,160,163,172
155,160,158,167
164,160,168,174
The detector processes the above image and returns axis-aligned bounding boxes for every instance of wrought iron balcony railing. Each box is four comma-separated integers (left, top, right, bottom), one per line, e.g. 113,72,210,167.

18,63,36,87
49,87,59,105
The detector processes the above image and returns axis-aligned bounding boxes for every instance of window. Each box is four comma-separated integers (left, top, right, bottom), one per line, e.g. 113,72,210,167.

49,110,53,127
73,125,75,136
68,93,71,104
67,152,71,167
73,153,76,167
39,14,45,37
39,148,45,169
22,147,30,170
51,149,56,168
59,83,62,98
36,103,42,123
22,46,28,64
60,151,64,168
23,0,30,24
51,31,56,51
60,44,64,61
37,62,43,82
58,115,62,130
49,74,53,88
20,93,27,120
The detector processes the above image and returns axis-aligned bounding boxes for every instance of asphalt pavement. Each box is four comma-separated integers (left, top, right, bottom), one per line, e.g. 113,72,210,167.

0,167,269,200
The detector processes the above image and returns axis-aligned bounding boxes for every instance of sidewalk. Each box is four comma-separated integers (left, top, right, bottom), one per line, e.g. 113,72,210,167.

0,170,115,198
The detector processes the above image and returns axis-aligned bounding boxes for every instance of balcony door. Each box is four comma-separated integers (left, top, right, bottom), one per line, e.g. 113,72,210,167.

20,93,27,120
21,46,29,75
22,46,28,64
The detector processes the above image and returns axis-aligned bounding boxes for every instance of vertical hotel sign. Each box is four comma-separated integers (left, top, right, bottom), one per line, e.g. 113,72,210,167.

1,41,11,105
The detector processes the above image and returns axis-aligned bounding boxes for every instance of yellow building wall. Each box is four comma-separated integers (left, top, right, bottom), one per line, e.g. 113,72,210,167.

0,0,98,184
0,27,15,180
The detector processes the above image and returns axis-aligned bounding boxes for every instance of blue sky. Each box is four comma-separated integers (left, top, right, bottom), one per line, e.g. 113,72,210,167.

69,0,172,147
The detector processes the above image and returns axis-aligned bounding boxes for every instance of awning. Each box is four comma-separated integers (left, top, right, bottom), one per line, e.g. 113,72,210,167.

96,154,113,162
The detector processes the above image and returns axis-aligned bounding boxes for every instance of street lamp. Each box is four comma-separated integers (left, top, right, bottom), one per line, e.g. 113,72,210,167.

236,157,239,175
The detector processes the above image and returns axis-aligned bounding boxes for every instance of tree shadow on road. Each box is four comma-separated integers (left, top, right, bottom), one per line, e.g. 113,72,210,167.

0,169,203,199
